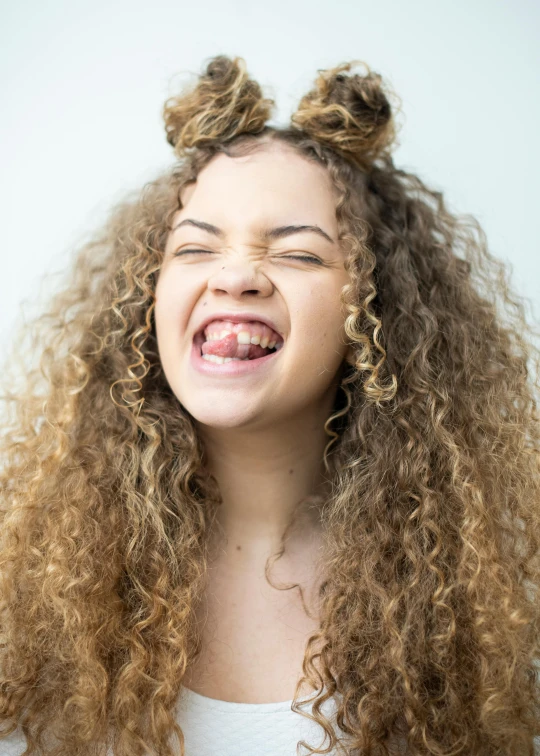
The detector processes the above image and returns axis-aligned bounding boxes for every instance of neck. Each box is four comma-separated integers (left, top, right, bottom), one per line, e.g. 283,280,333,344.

196,402,335,562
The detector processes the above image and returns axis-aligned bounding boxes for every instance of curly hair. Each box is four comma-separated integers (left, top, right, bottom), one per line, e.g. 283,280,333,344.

1,54,539,755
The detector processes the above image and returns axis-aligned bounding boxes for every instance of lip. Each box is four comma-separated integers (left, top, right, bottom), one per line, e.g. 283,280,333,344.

193,311,284,342
191,331,283,376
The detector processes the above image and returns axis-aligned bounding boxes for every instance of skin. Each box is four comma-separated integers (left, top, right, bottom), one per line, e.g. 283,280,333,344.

155,142,354,572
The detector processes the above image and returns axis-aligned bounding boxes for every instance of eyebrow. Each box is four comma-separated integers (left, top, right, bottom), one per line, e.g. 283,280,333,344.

172,218,335,244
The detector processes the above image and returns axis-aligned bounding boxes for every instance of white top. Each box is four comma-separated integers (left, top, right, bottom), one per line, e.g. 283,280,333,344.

174,686,348,755
0,687,349,756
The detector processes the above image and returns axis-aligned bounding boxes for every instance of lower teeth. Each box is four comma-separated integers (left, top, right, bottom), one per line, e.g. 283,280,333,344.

201,354,251,364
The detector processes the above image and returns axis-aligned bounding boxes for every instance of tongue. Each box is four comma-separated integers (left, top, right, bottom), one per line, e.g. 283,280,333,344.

201,333,271,360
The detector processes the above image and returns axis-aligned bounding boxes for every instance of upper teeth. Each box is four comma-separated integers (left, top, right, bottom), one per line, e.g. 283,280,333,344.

206,330,276,349
203,320,281,350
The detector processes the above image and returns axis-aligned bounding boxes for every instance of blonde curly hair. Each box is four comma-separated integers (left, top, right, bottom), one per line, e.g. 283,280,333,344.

0,54,539,755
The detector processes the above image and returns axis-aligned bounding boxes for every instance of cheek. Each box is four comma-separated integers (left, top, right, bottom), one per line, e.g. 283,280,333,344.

154,276,189,353
292,290,348,362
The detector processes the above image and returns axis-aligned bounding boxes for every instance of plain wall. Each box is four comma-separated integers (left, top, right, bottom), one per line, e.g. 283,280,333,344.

1,0,539,359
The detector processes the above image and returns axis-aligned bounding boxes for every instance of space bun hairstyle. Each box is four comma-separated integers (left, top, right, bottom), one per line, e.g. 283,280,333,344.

163,55,276,159
290,60,400,171
162,55,400,176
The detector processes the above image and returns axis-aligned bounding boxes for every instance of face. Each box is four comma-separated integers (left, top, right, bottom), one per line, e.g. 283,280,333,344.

154,143,353,432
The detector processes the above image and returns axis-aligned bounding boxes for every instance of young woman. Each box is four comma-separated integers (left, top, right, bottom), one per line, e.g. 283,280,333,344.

0,55,539,755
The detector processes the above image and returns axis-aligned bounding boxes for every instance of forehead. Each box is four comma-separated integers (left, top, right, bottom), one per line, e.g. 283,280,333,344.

176,146,337,232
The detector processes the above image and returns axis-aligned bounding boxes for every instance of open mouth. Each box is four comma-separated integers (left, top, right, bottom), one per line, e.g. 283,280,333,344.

193,327,284,364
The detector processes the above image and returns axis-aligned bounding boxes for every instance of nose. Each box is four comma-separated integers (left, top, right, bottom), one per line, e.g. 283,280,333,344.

207,260,273,299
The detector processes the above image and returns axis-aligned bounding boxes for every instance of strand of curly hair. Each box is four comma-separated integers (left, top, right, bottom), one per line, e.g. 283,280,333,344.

0,54,539,755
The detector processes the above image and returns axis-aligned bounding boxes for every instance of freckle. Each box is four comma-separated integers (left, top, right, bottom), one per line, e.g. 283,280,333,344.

236,545,241,551
289,468,294,474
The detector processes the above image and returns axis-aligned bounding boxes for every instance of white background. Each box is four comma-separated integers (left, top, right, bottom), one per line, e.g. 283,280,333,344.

1,0,539,359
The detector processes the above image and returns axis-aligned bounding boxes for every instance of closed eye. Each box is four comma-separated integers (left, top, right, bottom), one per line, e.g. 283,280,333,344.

172,249,213,257
279,255,322,265
172,249,323,265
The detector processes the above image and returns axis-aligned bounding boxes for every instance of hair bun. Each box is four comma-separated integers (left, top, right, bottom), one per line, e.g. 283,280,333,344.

291,60,400,169
163,55,275,158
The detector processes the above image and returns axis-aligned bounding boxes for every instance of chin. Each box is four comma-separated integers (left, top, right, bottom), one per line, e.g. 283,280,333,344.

186,404,263,430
